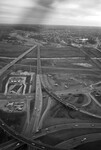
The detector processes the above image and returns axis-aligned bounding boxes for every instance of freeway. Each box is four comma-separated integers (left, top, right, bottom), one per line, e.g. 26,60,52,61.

0,90,101,150
95,47,101,53
38,97,52,130
0,140,23,150
1,56,101,60
0,44,101,149
0,118,45,149
80,47,101,69
23,45,43,136
33,123,101,139
31,45,43,133
0,117,61,150
42,85,101,119
0,45,37,77
55,132,101,149
0,45,57,150
89,93,101,107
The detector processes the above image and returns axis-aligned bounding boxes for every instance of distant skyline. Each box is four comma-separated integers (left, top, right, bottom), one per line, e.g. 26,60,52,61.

0,0,101,26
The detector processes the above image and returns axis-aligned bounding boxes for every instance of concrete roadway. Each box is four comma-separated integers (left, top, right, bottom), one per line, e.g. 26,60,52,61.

0,45,37,77
0,118,51,150
1,45,101,149
94,47,101,54
0,140,23,150
55,132,101,149
33,122,101,139
80,47,101,69
1,56,101,60
23,45,43,136
31,45,43,133
89,93,101,107
32,74,43,133
42,74,101,119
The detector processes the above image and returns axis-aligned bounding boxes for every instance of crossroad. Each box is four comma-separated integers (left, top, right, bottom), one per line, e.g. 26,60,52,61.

0,45,37,76
0,45,101,149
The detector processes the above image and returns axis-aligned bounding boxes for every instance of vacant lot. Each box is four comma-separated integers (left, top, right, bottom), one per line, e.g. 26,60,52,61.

39,46,85,58
0,44,85,58
26,45,85,58
0,43,30,57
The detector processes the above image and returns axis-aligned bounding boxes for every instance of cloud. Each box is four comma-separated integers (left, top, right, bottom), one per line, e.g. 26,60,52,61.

45,0,101,26
0,0,68,24
22,0,67,24
0,0,64,24
0,0,101,26
0,0,33,24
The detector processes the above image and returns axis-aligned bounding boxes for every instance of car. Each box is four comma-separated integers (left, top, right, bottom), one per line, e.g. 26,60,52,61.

54,83,58,86
65,85,68,88
48,74,51,77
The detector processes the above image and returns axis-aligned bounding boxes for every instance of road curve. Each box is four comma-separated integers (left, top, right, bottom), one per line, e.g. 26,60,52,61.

33,123,101,139
55,132,101,149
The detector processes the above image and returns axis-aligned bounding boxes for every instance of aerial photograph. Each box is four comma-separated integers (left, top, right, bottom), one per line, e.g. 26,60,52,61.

1,0,101,150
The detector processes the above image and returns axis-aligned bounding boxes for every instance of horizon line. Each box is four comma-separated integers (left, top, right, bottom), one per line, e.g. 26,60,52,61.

0,23,101,28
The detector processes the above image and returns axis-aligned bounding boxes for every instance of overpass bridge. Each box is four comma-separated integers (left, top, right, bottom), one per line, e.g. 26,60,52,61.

0,44,101,150
24,45,43,135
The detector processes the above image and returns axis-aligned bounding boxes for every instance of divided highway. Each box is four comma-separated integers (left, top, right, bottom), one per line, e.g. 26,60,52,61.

24,45,43,135
0,44,101,150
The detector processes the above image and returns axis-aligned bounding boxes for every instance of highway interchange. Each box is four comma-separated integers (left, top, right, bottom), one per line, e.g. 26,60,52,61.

0,45,101,149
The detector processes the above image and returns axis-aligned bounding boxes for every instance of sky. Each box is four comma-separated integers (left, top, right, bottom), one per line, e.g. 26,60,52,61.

0,0,101,26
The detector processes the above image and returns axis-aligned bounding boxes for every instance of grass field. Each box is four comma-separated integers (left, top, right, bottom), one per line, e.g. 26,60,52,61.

40,46,85,58
0,44,85,58
0,42,30,57
1,43,100,60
